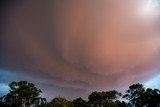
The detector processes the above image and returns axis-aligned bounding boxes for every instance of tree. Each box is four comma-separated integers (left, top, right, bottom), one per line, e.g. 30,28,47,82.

123,83,145,107
1,81,45,107
73,97,89,107
36,97,47,107
48,97,74,107
143,88,160,107
88,90,123,107
88,91,105,107
0,101,10,107
123,83,160,107
104,90,122,104
113,100,129,107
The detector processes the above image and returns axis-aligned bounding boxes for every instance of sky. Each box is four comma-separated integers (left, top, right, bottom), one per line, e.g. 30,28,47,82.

0,0,160,100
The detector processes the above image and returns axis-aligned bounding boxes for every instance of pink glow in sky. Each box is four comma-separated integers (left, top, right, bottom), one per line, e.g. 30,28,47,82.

0,0,160,99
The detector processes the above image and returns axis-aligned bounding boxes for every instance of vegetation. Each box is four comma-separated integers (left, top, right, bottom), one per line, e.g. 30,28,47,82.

123,83,160,107
88,90,122,107
47,97,74,107
0,81,46,107
0,81,160,107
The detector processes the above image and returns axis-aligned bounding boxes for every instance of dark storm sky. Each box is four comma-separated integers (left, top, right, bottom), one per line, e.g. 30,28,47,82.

0,0,160,100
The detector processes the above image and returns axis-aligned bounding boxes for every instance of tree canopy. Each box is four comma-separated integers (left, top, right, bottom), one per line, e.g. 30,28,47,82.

88,90,124,107
47,97,74,107
123,83,160,107
73,97,89,107
1,81,160,107
0,81,46,107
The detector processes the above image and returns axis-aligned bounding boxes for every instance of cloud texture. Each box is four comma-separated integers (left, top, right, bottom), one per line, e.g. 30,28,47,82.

0,0,160,99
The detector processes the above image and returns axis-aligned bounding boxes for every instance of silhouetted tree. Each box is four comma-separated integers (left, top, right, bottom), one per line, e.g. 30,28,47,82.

123,83,145,107
88,90,123,107
1,81,45,107
123,83,160,107
0,101,10,107
88,91,104,107
73,97,89,107
36,97,47,107
114,100,128,107
1,81,160,107
48,97,73,107
143,88,160,107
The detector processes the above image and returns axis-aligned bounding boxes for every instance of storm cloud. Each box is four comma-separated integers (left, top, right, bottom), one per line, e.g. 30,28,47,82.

0,0,160,99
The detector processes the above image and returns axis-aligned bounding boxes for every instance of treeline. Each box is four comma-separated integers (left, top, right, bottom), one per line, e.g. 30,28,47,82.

0,81,160,107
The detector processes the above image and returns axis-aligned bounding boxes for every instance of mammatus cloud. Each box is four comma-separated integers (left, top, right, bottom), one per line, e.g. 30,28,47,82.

0,0,160,99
